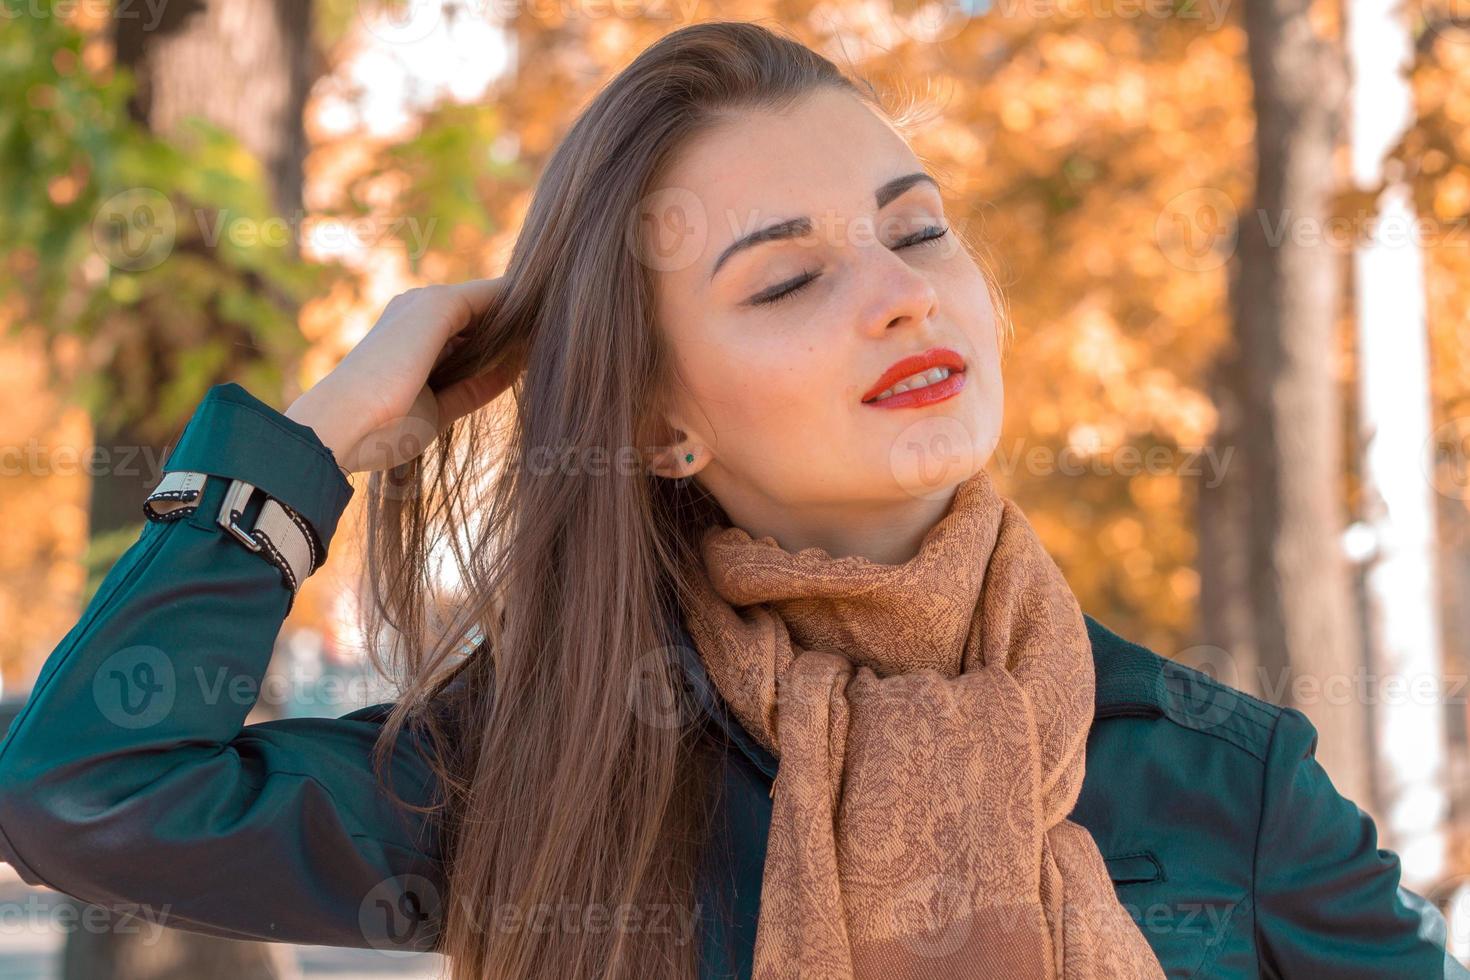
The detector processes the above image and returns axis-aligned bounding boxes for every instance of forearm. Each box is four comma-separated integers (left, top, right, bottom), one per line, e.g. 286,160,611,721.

0,383,441,952
285,381,362,476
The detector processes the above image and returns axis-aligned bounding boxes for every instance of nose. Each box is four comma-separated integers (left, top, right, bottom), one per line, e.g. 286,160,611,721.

856,247,939,339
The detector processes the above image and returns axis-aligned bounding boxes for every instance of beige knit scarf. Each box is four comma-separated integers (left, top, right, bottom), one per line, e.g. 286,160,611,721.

679,467,1166,979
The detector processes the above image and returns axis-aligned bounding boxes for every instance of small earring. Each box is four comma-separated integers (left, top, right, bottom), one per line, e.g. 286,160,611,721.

684,451,695,464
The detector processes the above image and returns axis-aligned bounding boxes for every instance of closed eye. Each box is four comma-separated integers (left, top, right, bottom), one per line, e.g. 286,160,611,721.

746,225,952,308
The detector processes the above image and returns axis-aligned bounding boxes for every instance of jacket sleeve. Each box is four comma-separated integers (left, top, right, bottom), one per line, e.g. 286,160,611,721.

0,382,447,954
1255,704,1470,979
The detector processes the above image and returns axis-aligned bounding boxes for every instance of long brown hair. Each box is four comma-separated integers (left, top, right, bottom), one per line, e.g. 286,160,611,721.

346,19,1007,979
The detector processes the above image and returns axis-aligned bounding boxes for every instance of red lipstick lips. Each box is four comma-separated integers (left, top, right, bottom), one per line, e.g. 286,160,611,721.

861,347,967,409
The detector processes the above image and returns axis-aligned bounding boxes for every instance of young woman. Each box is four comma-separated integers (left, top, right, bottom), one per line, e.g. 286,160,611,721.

0,19,1462,980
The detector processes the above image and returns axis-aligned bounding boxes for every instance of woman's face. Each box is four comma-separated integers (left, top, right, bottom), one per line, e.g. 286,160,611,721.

648,86,1004,554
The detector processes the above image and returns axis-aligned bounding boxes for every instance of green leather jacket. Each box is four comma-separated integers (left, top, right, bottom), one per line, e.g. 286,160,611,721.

0,382,1465,979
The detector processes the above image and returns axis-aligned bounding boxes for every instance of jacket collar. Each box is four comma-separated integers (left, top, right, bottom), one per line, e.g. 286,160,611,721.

670,611,1168,780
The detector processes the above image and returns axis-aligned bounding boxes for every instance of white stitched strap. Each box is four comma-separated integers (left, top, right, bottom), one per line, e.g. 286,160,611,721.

143,470,208,520
145,470,319,609
215,478,318,601
252,499,316,596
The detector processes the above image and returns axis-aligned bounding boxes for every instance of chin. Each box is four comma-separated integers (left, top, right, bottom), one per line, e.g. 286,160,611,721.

875,410,989,500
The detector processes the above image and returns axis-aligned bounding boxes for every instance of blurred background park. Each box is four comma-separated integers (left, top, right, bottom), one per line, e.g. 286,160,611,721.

3,0,1470,975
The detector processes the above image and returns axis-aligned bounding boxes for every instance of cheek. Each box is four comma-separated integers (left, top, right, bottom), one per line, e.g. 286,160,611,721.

747,355,829,427
698,340,840,442
974,355,1004,438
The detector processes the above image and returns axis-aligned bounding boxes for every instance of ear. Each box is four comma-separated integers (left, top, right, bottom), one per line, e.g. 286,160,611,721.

644,437,708,481
641,405,709,481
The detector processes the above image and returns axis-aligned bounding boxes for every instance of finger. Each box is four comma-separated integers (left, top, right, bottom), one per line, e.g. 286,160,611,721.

435,360,520,431
445,277,505,330
431,332,469,372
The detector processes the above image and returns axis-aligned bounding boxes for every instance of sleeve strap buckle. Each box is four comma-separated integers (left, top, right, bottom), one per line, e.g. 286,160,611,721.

215,479,322,597
143,471,322,607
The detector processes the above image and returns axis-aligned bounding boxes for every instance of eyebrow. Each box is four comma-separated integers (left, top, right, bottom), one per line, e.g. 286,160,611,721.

707,171,942,281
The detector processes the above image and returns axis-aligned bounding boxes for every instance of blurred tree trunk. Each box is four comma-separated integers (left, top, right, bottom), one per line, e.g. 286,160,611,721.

113,0,315,218
1237,0,1372,807
1196,322,1260,699
1346,0,1448,892
64,3,316,978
